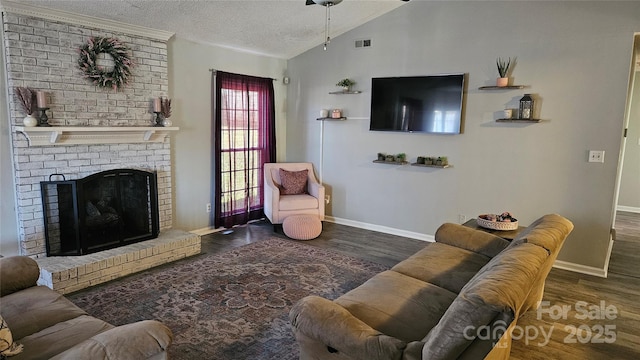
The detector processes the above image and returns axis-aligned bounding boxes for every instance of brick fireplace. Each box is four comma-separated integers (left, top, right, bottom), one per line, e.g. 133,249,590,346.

2,5,200,292
3,7,175,257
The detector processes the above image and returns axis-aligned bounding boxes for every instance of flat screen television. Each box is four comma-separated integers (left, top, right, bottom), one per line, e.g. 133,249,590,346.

369,74,465,134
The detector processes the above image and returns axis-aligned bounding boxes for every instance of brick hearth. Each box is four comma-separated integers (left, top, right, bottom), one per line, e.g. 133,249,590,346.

36,229,201,294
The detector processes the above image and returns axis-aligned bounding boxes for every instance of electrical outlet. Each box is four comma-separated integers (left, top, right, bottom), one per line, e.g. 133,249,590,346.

458,214,466,223
588,150,605,163
206,203,211,213
325,195,331,204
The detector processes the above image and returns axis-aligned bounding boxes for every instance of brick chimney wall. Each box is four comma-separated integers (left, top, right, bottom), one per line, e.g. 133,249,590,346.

3,11,173,257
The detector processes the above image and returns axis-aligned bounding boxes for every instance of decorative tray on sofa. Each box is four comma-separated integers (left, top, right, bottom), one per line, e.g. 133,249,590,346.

477,213,518,231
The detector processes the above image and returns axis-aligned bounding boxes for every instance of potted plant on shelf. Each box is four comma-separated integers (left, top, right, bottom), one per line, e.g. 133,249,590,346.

396,153,406,163
436,156,448,166
496,57,514,87
424,157,434,165
160,97,172,126
336,78,356,92
15,87,37,127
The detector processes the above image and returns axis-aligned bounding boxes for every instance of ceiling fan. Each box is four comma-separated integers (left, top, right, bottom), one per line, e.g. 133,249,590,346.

305,0,343,50
305,0,409,50
305,0,342,5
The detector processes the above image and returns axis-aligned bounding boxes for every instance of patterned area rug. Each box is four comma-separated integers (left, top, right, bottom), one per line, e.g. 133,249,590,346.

67,238,388,359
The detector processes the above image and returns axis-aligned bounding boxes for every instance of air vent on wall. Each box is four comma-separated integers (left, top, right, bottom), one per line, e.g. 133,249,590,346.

355,39,372,48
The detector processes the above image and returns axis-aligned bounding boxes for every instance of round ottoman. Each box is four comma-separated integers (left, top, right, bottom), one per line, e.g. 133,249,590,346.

282,215,322,240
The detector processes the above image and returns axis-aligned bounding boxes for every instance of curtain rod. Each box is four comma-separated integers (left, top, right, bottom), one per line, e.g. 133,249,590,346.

209,69,277,81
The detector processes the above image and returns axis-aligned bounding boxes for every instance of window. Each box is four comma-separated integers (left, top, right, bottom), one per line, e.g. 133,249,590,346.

213,71,276,228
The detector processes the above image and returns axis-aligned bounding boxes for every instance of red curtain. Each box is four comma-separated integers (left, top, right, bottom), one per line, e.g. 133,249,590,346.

212,71,276,228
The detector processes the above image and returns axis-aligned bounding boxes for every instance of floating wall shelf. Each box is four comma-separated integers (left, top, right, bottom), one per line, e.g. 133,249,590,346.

317,117,347,121
495,119,541,123
373,160,408,165
410,163,451,169
15,126,179,146
478,85,527,90
329,90,362,94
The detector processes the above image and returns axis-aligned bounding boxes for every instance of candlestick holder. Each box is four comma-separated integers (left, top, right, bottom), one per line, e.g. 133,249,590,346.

153,111,164,127
37,107,51,127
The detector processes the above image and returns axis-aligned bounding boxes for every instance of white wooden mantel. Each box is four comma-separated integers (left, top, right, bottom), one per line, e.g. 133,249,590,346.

15,126,179,146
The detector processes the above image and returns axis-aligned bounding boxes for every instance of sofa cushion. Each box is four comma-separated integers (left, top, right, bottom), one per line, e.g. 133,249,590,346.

512,214,574,313
435,223,510,258
510,214,574,254
0,314,23,357
0,256,40,297
279,169,308,195
392,242,492,294
335,270,457,342
11,315,113,360
421,243,550,360
279,194,319,211
0,286,87,341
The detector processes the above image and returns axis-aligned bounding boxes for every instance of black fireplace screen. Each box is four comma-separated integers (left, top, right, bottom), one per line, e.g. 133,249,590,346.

41,169,159,256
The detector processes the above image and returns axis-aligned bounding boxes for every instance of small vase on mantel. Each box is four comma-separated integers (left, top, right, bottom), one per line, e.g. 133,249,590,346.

23,114,37,127
496,77,509,87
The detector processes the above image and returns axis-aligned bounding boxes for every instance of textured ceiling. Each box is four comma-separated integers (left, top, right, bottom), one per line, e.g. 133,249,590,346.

13,0,407,59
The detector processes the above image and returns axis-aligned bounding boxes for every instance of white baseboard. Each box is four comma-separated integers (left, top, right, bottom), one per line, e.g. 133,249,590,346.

616,205,640,213
325,216,435,242
553,260,608,278
552,236,612,279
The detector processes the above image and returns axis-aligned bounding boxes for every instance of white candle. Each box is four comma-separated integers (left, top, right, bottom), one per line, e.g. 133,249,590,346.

36,91,47,108
153,98,161,112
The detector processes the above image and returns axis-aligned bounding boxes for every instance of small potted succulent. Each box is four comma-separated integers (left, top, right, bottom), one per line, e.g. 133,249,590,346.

496,57,514,87
377,153,386,161
424,157,434,165
385,154,395,162
336,78,356,92
396,153,406,163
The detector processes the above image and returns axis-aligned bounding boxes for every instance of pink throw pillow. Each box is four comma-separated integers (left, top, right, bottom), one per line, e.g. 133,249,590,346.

279,169,308,195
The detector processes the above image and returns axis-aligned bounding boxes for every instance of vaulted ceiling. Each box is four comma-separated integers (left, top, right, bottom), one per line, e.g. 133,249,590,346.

11,0,408,59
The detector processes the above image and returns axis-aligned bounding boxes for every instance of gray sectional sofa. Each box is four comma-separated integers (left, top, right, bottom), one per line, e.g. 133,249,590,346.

289,214,574,360
0,255,172,360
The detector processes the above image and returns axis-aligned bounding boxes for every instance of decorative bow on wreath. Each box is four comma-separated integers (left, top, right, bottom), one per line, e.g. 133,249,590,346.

78,36,134,91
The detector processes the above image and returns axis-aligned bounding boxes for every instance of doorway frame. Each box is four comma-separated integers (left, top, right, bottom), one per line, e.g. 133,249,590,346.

612,33,640,237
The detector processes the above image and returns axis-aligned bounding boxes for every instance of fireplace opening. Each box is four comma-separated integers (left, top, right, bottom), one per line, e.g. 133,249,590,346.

41,169,159,256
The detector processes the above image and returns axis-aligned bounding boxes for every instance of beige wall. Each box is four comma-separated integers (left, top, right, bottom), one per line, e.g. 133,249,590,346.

168,37,287,232
286,1,640,272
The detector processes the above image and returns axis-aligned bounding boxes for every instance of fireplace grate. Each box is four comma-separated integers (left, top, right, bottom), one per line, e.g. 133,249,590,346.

41,169,159,256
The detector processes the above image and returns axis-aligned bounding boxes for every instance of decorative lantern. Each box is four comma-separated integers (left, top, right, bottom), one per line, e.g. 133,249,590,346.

518,94,534,120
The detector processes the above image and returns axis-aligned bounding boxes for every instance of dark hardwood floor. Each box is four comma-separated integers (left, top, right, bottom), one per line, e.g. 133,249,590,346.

201,213,640,359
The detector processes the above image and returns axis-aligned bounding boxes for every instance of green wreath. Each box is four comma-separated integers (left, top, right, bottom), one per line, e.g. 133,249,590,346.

78,36,133,90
